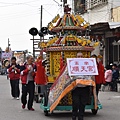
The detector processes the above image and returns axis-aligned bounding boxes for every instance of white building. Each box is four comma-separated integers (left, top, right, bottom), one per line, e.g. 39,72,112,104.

70,0,120,66
71,0,120,23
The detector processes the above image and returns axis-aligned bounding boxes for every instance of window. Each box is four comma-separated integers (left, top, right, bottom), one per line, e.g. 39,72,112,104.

113,45,118,61
85,0,108,10
74,0,86,14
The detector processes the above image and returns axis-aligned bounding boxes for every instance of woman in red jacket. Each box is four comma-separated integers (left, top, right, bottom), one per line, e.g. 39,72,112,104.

7,57,20,100
91,54,105,96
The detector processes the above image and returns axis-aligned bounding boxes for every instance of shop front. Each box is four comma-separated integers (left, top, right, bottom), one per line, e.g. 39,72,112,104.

90,22,120,66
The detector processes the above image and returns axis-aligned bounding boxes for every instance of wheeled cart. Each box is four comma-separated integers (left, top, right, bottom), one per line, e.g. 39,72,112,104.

34,85,46,103
37,5,102,116
40,83,102,116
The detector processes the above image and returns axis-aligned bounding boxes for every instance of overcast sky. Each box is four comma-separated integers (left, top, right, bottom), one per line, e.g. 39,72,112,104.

0,0,65,52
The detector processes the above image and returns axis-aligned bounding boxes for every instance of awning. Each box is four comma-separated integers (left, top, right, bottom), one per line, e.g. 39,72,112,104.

108,22,120,29
90,22,120,35
90,22,109,35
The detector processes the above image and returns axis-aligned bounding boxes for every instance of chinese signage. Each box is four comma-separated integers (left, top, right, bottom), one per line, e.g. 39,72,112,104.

67,58,98,76
1,52,12,59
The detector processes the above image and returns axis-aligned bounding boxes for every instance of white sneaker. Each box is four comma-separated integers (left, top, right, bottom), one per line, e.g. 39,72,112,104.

16,97,19,100
12,97,16,99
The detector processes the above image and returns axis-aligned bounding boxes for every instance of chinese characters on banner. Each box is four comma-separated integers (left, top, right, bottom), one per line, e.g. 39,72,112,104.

1,52,12,59
67,58,98,76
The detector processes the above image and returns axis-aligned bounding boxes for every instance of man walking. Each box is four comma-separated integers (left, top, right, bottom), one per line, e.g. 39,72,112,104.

71,52,91,120
20,55,36,111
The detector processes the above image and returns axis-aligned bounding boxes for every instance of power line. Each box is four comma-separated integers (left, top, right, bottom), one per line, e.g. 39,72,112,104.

0,33,28,40
0,8,39,16
97,11,111,22
43,7,54,17
53,0,61,6
0,0,41,5
0,12,39,21
0,0,58,7
108,1,120,8
0,9,39,21
0,3,59,21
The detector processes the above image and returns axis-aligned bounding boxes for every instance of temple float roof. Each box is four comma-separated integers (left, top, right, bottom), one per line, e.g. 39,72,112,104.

48,5,89,32
39,5,100,52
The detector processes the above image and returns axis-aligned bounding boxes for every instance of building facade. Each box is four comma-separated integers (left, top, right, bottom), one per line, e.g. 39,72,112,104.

72,0,120,66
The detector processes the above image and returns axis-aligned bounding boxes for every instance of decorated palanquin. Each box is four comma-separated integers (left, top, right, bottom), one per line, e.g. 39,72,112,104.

39,5,101,115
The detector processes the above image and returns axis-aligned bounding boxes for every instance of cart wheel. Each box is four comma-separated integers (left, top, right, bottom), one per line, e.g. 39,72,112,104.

44,111,49,116
91,109,98,115
44,91,48,106
34,95,39,103
51,111,54,114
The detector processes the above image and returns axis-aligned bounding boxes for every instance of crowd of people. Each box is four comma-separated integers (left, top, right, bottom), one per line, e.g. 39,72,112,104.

7,55,36,111
6,53,120,120
102,64,120,92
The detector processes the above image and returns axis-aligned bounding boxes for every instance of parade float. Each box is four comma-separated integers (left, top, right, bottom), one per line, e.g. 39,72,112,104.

36,5,102,116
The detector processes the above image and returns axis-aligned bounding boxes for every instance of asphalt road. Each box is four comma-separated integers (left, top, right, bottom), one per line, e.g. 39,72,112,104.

0,75,120,120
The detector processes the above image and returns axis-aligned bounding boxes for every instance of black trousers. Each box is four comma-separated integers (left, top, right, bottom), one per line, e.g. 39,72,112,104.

72,87,90,120
96,84,101,96
10,79,20,98
21,81,35,109
111,80,117,91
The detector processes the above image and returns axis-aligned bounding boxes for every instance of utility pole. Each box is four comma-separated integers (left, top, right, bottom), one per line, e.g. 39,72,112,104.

40,5,43,57
40,5,43,30
63,0,67,5
8,38,10,51
33,36,35,58
60,0,67,14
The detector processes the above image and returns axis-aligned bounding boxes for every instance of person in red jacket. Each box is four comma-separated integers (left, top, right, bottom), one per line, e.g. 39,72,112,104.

20,55,36,111
7,57,20,100
91,54,105,96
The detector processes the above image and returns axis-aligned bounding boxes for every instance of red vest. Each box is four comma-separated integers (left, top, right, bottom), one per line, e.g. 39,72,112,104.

20,63,36,84
35,60,47,85
95,62,105,84
8,64,20,80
